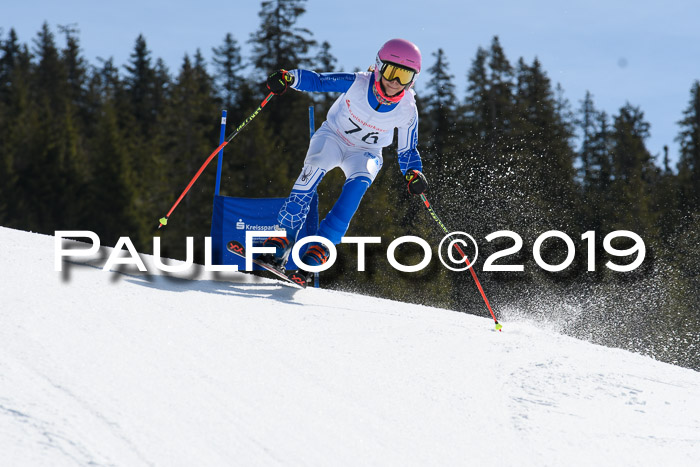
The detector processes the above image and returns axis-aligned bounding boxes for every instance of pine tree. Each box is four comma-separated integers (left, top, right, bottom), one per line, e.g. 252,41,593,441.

0,29,30,224
24,23,87,232
590,111,614,193
78,55,152,249
652,148,682,254
123,34,160,137
57,24,96,227
33,23,66,112
212,33,244,117
609,104,660,238
95,57,121,98
58,24,88,123
666,81,700,305
460,37,518,235
424,49,458,162
577,91,597,189
4,42,35,225
153,58,171,121
122,34,170,239
84,56,123,152
421,49,459,208
85,97,142,247
486,36,516,141
464,46,490,140
248,0,317,182
463,38,516,148
0,28,24,103
676,80,700,212
576,92,616,235
512,57,577,232
249,0,317,72
158,52,220,261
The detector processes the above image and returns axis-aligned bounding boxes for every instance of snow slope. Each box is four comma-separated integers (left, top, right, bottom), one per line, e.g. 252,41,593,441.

1,226,699,466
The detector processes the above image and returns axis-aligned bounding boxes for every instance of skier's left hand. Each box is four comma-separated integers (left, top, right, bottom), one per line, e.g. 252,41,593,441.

405,169,428,195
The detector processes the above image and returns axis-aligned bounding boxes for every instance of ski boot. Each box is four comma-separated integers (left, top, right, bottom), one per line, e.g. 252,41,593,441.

288,243,330,286
257,227,298,270
301,243,330,267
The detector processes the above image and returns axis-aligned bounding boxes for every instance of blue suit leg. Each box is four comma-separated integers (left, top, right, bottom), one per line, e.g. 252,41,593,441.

317,176,372,244
278,164,326,240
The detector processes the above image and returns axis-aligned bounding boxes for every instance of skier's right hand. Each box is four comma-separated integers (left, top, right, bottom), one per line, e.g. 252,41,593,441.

266,69,294,95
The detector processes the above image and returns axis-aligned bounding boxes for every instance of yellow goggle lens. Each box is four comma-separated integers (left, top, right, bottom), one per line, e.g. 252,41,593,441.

380,63,416,86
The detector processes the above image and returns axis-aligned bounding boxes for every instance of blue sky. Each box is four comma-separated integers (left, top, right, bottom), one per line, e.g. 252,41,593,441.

3,0,699,166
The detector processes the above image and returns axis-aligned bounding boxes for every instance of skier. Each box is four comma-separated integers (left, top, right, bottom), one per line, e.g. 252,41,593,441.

260,38,429,281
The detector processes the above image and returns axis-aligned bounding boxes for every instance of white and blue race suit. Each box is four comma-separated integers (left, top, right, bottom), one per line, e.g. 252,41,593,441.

278,70,423,245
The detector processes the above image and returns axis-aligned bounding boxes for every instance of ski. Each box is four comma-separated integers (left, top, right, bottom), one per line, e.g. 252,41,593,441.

287,270,312,288
226,240,308,289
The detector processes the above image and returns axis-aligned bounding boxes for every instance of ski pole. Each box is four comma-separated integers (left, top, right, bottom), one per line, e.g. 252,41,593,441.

158,92,275,228
419,193,502,331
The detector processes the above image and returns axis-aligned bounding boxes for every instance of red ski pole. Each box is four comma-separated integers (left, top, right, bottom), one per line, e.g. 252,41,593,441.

419,193,502,331
158,92,275,228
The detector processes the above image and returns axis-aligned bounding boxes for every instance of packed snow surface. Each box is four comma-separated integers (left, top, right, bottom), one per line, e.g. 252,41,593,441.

1,226,699,466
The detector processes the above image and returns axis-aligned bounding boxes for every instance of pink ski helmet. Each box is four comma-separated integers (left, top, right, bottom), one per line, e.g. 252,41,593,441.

374,38,422,87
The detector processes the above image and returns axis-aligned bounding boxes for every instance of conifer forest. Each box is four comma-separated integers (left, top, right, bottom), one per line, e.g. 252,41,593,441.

1,1,698,369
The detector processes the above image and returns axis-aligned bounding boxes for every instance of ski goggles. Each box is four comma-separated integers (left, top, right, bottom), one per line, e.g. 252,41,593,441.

379,62,416,86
